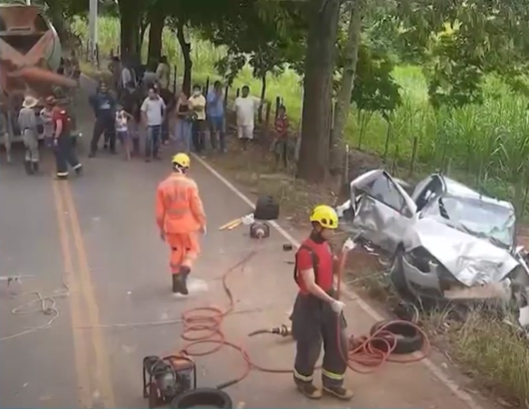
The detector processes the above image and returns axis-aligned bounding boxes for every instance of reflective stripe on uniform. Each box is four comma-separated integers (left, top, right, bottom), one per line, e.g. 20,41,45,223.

73,163,82,170
293,368,313,382
322,368,345,380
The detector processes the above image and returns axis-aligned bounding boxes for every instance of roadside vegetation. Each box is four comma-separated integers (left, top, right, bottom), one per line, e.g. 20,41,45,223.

67,2,529,406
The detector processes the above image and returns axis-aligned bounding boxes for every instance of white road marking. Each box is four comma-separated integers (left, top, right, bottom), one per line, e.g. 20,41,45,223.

193,153,486,409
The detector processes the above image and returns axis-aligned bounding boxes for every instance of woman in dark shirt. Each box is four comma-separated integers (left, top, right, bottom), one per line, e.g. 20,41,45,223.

173,92,192,153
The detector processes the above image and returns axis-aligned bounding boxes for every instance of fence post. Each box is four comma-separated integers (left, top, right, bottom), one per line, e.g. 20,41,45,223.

275,96,281,119
205,77,210,94
95,43,100,69
224,85,229,109
264,102,272,140
173,65,177,94
236,88,240,98
408,136,418,179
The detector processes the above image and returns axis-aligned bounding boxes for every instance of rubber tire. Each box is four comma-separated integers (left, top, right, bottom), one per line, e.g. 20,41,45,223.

369,320,424,354
171,387,233,409
254,195,280,221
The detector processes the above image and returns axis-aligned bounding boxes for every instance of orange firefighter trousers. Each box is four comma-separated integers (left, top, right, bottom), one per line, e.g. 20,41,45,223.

167,232,200,274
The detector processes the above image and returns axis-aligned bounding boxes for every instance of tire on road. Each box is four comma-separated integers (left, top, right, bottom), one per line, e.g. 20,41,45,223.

171,387,233,409
369,320,424,354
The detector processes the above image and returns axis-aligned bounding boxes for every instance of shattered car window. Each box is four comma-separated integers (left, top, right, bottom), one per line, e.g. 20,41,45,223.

421,196,515,248
359,174,409,214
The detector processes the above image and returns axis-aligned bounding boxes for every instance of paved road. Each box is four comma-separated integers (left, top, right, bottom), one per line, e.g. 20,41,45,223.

0,81,492,409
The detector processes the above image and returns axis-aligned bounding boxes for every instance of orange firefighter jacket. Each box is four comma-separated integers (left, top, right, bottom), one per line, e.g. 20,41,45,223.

156,173,206,234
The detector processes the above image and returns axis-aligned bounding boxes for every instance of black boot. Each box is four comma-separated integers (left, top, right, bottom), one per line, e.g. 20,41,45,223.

322,385,354,401
172,274,182,294
177,266,191,295
24,160,34,175
294,376,322,400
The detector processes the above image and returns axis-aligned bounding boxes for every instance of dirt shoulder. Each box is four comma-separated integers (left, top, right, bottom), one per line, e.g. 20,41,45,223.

205,119,528,409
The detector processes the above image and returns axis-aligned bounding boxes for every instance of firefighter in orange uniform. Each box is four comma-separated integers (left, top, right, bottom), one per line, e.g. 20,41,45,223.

156,153,206,295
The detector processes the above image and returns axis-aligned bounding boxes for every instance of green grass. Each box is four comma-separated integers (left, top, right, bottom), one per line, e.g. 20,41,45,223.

72,16,529,213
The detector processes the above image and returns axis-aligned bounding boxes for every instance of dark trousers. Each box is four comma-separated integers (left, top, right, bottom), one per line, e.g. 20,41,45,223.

208,116,225,152
54,136,82,177
90,114,116,154
145,125,161,159
291,292,348,388
162,116,170,143
192,120,206,153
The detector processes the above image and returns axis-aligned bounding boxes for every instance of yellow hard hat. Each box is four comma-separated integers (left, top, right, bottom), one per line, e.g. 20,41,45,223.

172,153,190,168
309,205,338,229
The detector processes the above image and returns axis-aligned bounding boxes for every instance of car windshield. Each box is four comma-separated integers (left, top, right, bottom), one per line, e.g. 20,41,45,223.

421,195,515,249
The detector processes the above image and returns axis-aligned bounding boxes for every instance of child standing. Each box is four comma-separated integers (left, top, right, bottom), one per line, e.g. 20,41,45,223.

273,105,290,169
115,106,132,160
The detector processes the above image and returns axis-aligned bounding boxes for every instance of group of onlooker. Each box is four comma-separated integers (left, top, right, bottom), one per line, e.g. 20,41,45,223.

89,53,293,167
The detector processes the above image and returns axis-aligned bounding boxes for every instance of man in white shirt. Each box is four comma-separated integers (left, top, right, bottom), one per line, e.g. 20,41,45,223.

141,86,166,162
156,56,170,90
234,85,260,150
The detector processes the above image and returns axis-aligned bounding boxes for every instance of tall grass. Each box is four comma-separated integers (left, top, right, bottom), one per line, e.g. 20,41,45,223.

73,16,529,210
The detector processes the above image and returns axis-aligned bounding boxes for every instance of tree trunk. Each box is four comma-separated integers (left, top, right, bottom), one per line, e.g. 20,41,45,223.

297,0,341,183
176,20,192,96
118,0,142,61
147,8,165,66
258,73,267,123
330,0,363,172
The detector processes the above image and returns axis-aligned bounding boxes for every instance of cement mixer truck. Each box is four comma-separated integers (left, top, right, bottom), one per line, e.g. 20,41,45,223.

0,3,79,151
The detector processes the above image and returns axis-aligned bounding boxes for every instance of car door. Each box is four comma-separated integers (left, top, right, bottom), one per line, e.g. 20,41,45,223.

348,169,417,253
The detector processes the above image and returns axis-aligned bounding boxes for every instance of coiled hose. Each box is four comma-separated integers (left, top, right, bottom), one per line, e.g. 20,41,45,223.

174,248,430,389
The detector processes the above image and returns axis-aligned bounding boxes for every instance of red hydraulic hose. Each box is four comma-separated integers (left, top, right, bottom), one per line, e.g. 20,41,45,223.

169,245,430,389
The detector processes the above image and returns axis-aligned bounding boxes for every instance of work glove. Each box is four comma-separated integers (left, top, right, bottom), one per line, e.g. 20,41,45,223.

342,237,357,252
331,299,345,314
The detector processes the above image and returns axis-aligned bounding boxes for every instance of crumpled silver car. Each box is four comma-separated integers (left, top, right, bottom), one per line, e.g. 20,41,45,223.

337,169,529,328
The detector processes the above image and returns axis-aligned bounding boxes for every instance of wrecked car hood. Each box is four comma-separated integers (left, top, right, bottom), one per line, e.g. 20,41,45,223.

406,218,519,287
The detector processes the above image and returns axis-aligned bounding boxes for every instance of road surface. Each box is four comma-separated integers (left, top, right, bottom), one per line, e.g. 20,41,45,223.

0,80,492,409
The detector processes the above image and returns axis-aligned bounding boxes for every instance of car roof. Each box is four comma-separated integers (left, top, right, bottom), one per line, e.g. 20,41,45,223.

436,174,514,211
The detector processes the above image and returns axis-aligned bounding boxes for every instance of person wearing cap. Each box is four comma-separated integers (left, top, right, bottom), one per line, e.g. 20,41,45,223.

49,96,83,179
155,153,206,295
18,95,40,175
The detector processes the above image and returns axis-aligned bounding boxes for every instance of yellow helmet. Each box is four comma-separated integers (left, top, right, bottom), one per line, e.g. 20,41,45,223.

310,205,338,229
172,153,190,168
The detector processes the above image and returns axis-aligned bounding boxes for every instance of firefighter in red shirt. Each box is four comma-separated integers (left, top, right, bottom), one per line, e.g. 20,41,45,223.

291,205,353,401
49,96,82,179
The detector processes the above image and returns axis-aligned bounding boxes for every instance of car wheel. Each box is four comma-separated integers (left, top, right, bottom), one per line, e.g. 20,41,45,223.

369,320,424,354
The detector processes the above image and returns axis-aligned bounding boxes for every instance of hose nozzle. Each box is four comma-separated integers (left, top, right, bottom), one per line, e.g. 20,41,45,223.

271,324,291,337
248,324,292,337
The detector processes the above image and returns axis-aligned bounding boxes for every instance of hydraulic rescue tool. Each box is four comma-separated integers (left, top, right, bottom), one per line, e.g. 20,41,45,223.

249,221,270,239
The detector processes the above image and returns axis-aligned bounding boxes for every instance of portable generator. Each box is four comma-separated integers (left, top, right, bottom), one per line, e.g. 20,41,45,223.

142,353,197,409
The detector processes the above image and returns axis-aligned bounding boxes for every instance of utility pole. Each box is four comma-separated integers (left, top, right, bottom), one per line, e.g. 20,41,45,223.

88,0,98,61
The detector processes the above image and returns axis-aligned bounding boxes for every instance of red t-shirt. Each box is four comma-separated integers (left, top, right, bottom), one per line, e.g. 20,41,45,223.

295,238,333,294
52,108,69,138
274,114,289,138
